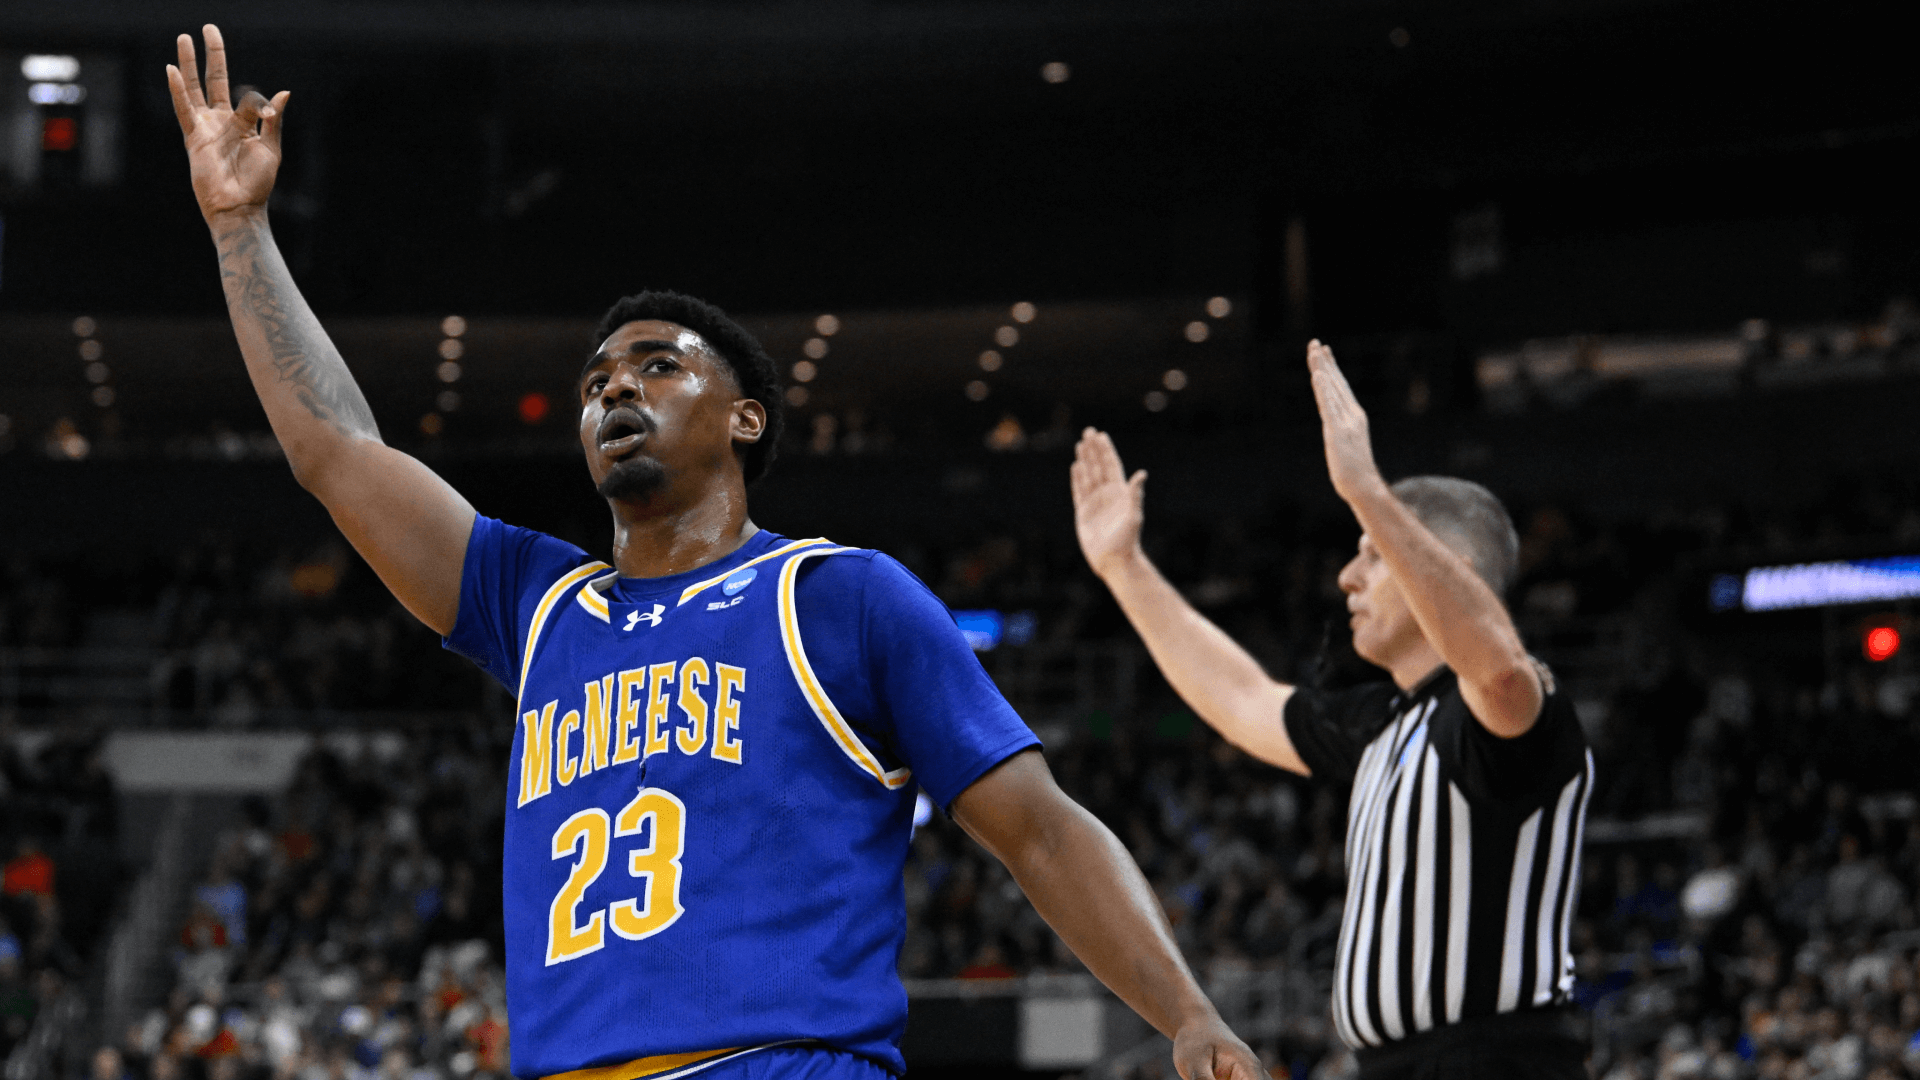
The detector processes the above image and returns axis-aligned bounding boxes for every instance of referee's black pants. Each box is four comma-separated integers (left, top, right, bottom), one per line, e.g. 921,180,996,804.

1352,1008,1588,1080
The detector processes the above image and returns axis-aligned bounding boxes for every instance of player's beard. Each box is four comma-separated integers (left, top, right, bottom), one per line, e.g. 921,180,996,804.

596,456,666,501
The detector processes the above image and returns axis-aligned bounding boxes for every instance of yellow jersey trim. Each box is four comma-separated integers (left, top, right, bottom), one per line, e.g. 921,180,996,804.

539,1047,735,1080
539,1041,816,1080
574,574,614,624
517,561,613,703
676,537,831,607
777,547,913,790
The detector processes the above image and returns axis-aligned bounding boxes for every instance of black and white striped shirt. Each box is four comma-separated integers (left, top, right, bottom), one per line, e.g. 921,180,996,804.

1284,667,1593,1050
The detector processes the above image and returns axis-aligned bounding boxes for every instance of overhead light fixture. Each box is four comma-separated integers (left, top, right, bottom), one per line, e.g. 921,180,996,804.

21,55,80,82
28,83,86,106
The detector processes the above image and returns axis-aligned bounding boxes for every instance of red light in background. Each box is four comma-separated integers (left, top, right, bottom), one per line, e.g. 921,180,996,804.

518,392,550,425
42,117,78,152
1865,625,1901,662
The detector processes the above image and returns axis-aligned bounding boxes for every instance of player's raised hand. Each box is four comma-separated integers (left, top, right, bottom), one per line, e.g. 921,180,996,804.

1308,339,1388,505
1070,428,1148,582
166,25,290,225
1172,1015,1267,1080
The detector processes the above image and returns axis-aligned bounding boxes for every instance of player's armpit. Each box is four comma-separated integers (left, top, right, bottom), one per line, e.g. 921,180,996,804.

303,438,477,637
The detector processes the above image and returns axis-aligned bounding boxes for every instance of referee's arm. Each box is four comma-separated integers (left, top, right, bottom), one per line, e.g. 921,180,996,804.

1070,430,1309,776
1307,340,1543,738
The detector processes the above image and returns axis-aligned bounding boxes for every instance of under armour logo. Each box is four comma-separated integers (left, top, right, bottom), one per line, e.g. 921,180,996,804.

624,604,665,631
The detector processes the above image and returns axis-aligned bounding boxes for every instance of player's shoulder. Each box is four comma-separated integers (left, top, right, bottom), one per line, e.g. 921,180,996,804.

475,514,593,561
789,543,942,612
470,515,600,590
772,536,894,571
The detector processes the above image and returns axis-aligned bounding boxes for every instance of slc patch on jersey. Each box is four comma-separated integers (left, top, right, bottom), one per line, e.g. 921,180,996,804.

498,537,918,1080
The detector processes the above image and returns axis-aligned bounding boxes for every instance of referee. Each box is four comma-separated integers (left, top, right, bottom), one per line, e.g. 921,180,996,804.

1069,341,1592,1079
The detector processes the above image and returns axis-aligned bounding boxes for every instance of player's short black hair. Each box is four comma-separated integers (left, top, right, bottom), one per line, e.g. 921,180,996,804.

1390,476,1520,597
592,290,785,484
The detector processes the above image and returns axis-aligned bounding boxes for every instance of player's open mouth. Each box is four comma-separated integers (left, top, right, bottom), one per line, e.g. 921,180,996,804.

597,409,652,455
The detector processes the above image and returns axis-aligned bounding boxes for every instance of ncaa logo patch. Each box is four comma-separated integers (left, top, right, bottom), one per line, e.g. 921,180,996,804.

721,568,758,596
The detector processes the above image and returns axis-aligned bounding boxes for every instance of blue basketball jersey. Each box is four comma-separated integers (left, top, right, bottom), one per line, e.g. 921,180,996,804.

444,519,1039,1079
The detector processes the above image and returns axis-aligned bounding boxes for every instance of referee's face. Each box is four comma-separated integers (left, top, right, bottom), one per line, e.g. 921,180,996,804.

1339,534,1424,668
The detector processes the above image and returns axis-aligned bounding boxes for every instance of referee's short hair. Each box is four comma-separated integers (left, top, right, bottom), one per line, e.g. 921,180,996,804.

1390,476,1521,597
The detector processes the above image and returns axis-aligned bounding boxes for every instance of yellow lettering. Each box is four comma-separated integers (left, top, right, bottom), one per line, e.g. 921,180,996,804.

712,664,745,764
675,658,711,756
645,661,676,757
518,701,557,806
614,669,646,765
609,788,686,941
555,709,582,786
546,809,609,964
581,673,615,777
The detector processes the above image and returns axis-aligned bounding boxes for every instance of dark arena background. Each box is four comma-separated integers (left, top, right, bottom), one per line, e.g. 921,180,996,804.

3,1,1919,1078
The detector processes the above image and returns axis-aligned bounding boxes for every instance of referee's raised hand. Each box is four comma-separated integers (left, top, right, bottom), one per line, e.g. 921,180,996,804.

1307,339,1390,506
1070,427,1149,583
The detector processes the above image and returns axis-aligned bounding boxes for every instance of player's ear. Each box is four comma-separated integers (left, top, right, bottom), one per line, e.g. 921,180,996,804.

730,397,766,446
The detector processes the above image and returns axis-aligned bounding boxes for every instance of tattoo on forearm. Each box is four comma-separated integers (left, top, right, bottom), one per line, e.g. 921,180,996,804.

216,222,380,438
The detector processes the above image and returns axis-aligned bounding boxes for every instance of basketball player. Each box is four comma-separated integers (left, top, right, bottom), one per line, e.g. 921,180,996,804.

1070,344,1592,1079
167,25,1263,1080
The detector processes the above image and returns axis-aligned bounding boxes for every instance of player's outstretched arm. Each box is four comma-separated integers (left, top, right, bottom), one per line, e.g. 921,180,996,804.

951,750,1264,1080
168,26,475,635
1071,430,1308,775
1306,339,1541,736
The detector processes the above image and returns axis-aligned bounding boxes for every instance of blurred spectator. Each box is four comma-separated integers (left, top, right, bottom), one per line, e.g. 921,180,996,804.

90,1045,130,1080
0,725,120,1077
111,729,515,1080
